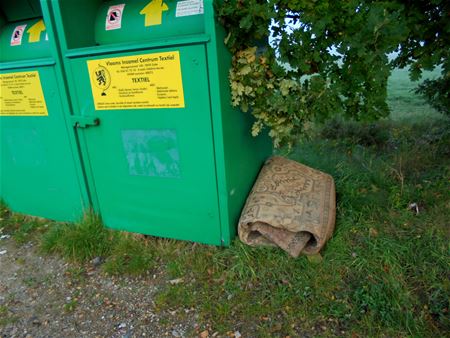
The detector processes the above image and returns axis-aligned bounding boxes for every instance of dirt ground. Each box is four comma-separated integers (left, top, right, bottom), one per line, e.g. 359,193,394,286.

0,237,201,338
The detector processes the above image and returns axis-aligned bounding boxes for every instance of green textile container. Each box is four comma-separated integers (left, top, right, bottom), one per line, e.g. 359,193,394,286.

45,0,272,245
0,0,89,221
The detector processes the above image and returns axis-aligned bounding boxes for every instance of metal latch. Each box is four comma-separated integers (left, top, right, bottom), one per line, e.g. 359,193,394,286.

71,116,100,129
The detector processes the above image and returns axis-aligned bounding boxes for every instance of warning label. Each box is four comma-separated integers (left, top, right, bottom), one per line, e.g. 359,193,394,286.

106,4,125,30
0,71,48,116
10,25,27,46
87,51,185,110
176,0,204,17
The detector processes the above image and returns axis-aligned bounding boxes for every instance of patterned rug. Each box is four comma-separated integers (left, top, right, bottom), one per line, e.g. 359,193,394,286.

239,156,336,257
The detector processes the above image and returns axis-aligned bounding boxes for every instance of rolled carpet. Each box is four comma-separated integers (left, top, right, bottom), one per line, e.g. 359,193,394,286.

238,156,336,257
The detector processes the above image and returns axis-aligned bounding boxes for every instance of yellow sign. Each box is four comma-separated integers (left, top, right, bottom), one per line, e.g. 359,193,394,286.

0,71,48,116
87,51,185,110
140,0,169,26
27,20,46,43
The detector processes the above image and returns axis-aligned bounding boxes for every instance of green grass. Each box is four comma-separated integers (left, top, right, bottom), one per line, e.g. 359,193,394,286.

1,72,449,336
0,204,48,243
40,211,116,263
152,115,449,336
0,205,158,276
63,299,79,313
102,234,155,275
0,305,18,326
39,213,155,275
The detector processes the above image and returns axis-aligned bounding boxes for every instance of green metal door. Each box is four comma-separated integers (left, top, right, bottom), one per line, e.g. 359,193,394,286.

70,44,222,244
0,13,87,222
0,67,84,221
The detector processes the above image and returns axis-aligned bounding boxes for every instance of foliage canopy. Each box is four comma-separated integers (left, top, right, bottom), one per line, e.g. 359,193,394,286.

217,0,449,147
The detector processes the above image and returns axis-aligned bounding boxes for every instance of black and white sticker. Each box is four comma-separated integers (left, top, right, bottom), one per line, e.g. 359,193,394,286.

176,0,204,17
106,4,126,30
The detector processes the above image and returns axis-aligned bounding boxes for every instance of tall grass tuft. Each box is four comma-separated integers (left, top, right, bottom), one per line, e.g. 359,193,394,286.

41,211,115,263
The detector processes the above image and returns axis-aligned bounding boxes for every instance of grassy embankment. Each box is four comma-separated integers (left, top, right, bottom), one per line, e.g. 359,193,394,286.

1,68,448,336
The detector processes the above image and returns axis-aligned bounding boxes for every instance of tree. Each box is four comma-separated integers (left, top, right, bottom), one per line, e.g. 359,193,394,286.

217,0,449,147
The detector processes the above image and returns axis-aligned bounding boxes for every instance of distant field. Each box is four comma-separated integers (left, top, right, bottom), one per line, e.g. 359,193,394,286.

387,67,442,120
285,63,443,120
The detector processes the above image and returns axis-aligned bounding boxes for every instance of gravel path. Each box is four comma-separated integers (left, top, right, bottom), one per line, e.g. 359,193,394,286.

0,237,199,338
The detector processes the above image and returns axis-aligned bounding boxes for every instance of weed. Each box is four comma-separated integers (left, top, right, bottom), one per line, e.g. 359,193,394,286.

63,299,78,313
65,267,87,286
0,305,18,326
39,212,156,275
103,234,155,275
427,286,450,328
22,276,39,288
13,219,47,244
0,200,9,220
41,211,116,263
0,202,49,243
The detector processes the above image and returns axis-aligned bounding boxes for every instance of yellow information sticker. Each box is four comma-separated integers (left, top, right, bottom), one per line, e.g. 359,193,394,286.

87,51,185,110
0,71,48,116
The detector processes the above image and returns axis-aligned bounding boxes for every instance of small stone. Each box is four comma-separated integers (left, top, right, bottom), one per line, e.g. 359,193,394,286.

234,331,242,338
169,278,184,285
172,330,181,337
118,323,127,329
122,332,132,338
200,330,209,338
0,250,7,255
91,256,103,267
30,316,41,326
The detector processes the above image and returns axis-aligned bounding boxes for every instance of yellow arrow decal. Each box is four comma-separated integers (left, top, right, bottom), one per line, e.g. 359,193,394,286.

140,0,169,27
27,20,46,43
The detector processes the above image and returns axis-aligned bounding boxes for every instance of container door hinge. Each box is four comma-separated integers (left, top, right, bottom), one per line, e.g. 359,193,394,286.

71,116,100,129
